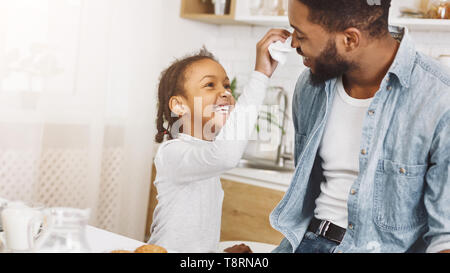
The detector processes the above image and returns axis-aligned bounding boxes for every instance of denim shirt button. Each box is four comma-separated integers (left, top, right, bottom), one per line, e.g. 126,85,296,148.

348,224,354,230
399,167,406,174
351,189,357,195
387,86,392,91
368,110,375,116
361,149,367,155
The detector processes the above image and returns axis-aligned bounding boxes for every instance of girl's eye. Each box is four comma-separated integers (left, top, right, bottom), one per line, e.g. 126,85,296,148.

297,36,305,41
225,85,231,90
205,82,214,88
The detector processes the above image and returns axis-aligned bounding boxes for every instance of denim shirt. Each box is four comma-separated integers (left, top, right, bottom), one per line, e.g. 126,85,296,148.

270,26,450,253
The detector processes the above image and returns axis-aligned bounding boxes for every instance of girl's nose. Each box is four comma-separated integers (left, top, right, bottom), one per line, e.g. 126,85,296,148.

220,90,232,98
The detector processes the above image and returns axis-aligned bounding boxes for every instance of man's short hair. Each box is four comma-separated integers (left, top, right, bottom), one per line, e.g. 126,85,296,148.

297,0,392,38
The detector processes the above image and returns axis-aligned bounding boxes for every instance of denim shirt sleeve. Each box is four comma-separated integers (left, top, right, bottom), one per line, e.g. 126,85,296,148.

292,70,311,132
292,70,311,166
424,109,450,253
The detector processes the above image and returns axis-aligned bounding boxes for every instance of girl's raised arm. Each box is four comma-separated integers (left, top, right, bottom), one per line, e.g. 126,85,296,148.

156,71,268,183
156,29,291,183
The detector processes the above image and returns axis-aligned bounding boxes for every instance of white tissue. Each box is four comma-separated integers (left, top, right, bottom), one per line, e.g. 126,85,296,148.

268,36,294,65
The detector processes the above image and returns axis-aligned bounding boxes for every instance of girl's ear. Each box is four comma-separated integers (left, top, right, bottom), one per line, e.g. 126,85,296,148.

169,96,188,116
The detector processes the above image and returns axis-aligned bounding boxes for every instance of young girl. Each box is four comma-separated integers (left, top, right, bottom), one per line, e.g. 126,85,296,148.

148,29,291,253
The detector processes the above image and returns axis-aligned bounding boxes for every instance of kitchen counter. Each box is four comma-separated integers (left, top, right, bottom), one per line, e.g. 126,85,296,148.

87,226,145,253
221,167,294,192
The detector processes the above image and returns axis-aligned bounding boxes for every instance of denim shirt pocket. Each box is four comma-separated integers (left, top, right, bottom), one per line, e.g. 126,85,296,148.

373,159,428,231
294,133,307,167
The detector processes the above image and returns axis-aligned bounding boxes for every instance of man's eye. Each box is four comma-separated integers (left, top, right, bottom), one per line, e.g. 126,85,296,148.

225,85,231,89
205,82,214,88
297,36,305,41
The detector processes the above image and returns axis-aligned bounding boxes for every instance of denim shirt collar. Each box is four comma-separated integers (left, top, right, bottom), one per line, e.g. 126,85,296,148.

387,25,416,89
324,25,415,93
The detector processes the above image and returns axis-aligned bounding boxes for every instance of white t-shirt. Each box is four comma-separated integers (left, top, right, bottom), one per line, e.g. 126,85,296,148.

314,76,373,229
148,71,268,253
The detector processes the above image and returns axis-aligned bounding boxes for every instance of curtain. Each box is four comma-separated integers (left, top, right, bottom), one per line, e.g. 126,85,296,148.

0,0,160,240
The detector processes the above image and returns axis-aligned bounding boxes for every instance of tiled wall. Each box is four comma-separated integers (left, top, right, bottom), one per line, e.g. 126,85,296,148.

207,24,450,150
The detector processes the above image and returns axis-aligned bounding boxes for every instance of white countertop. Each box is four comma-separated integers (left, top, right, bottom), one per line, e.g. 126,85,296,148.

0,226,147,253
221,167,294,192
86,226,145,253
87,226,276,253
1,225,276,253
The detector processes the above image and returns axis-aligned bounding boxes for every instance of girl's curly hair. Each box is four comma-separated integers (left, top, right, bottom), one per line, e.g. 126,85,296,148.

155,47,217,143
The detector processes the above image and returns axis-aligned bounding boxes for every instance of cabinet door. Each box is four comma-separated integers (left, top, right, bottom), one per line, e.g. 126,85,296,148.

145,164,158,242
220,179,284,245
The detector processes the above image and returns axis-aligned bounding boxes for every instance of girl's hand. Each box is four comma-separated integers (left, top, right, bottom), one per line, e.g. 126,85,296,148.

255,29,292,78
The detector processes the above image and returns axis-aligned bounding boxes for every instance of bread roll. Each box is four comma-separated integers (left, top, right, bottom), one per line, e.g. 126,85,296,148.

134,244,167,253
111,250,132,253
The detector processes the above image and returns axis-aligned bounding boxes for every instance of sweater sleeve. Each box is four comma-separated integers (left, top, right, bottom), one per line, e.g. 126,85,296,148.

156,71,269,184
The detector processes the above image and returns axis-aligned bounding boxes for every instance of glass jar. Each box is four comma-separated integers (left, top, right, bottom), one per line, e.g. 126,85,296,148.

29,208,91,253
427,0,450,19
214,0,227,16
250,0,264,15
278,0,288,16
262,0,279,16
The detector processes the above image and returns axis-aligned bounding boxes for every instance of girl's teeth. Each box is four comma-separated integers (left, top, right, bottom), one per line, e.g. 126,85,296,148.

214,105,231,113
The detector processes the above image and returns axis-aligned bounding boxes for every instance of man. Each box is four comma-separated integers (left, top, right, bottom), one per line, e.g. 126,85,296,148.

269,0,450,253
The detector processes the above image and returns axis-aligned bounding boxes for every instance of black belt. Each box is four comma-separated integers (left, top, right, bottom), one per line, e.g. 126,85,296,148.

307,217,346,244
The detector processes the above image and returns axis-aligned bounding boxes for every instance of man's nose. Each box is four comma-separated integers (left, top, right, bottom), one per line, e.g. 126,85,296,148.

290,32,299,48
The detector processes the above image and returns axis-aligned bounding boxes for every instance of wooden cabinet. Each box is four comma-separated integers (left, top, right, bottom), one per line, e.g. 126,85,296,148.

144,164,158,242
145,164,285,245
220,178,284,245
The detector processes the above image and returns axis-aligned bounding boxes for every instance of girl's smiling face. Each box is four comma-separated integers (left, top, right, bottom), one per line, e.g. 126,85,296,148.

171,58,236,140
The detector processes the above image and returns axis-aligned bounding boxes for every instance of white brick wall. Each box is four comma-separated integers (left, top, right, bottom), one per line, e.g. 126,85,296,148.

410,30,450,58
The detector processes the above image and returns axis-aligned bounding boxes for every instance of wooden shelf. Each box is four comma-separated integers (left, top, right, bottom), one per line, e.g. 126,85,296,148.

180,0,287,26
390,18,450,31
235,15,289,26
180,0,237,24
182,13,239,25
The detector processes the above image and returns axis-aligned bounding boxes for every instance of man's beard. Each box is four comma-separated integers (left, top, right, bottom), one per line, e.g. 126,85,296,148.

310,38,358,86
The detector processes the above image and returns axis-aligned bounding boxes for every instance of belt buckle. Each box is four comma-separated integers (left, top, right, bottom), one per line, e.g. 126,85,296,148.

318,220,331,237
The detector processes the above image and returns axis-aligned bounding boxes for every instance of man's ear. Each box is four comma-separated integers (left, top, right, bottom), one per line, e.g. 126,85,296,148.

169,96,188,116
342,27,361,52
